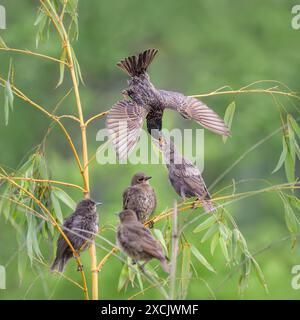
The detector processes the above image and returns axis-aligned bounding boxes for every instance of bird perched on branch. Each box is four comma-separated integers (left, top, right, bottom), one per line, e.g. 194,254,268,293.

116,209,170,273
123,172,156,226
106,48,230,159
51,199,101,273
160,136,215,213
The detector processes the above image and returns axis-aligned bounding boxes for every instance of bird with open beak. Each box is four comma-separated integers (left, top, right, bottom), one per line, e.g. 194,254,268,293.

106,48,230,160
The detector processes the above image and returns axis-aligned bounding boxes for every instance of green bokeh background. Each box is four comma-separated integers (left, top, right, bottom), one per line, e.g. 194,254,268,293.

0,0,300,299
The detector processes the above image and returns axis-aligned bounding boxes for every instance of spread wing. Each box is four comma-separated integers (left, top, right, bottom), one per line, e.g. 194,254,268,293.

160,90,230,136
106,100,149,160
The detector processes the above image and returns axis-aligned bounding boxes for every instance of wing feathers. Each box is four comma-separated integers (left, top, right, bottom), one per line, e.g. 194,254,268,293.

106,100,148,160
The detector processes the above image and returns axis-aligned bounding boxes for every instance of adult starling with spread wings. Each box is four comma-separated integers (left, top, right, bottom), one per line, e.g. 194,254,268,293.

159,136,215,213
106,48,230,159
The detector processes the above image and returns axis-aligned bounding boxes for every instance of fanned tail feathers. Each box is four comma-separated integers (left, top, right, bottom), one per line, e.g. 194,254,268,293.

117,48,158,76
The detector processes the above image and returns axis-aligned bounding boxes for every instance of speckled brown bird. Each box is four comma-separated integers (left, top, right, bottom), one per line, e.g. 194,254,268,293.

51,199,101,272
160,136,215,213
106,48,230,159
123,172,156,225
116,209,169,273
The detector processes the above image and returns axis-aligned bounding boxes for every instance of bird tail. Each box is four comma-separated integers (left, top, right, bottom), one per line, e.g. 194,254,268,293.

160,257,170,273
117,48,158,76
50,256,69,273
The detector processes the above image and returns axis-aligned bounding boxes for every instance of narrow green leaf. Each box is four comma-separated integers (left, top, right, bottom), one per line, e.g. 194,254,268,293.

219,237,230,263
127,258,135,286
51,193,63,224
118,262,129,292
180,243,191,299
26,215,34,264
231,229,239,262
284,149,295,183
136,267,144,292
288,115,300,139
238,274,248,295
200,223,219,243
210,232,219,256
193,215,217,233
251,258,268,293
52,189,76,210
223,101,235,143
284,201,298,234
56,47,67,87
272,136,287,173
153,228,168,255
191,245,216,273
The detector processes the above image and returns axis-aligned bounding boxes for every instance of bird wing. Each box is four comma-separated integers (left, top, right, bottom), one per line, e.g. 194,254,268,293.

116,48,158,77
160,90,230,136
55,214,76,257
172,161,210,199
106,100,149,160
125,224,164,259
122,187,133,209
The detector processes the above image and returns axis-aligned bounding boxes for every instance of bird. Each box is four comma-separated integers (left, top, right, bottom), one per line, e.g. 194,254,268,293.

123,172,156,226
50,199,101,273
116,209,170,273
106,48,230,160
159,135,215,213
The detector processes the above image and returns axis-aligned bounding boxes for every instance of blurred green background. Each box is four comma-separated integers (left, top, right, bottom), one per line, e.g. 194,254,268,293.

0,0,300,299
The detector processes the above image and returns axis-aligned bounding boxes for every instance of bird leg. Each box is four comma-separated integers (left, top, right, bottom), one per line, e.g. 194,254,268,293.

137,262,147,273
147,220,154,229
77,264,84,271
131,259,137,265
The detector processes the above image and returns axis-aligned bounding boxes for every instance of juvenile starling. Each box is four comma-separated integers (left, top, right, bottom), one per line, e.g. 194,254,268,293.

123,172,156,225
106,48,230,159
116,209,169,273
160,136,215,213
51,199,101,272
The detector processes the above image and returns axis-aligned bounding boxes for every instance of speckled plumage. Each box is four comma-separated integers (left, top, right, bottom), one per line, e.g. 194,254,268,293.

160,136,215,213
106,48,230,159
116,210,169,273
123,172,156,223
51,199,100,272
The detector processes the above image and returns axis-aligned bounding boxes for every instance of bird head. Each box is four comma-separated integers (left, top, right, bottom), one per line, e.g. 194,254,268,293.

131,172,152,185
76,199,102,214
118,209,138,223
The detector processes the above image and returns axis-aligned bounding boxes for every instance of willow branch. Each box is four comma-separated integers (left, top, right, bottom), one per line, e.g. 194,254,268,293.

2,176,85,192
85,111,109,127
0,47,69,65
191,87,300,100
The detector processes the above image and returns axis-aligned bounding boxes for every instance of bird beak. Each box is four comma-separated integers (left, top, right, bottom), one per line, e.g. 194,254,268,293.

95,202,102,206
144,176,152,181
122,89,128,97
